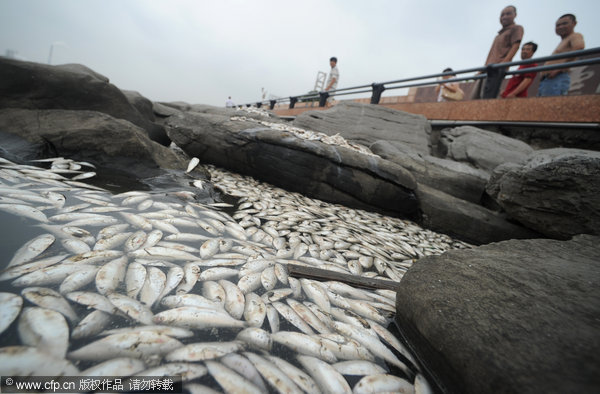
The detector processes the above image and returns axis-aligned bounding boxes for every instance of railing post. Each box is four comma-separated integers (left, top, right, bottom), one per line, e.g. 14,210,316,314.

256,102,262,108
289,97,298,109
483,65,506,99
269,100,276,110
370,83,386,104
319,92,329,107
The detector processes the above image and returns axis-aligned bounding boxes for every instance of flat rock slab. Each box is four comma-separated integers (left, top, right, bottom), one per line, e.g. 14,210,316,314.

293,102,432,155
396,235,600,394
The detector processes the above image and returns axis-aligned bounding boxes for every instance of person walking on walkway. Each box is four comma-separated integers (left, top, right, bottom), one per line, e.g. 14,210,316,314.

537,14,585,96
325,57,339,106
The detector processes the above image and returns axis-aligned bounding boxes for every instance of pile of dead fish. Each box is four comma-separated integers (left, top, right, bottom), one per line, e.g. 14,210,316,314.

0,155,470,393
229,114,378,158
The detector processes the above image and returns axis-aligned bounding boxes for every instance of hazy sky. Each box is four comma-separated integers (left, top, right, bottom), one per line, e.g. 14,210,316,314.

1,0,599,106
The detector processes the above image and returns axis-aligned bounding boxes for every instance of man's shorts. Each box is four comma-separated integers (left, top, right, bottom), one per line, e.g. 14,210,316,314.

537,72,571,96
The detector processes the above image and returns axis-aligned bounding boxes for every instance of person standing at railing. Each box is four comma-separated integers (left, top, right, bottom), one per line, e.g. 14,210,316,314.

325,57,339,106
501,42,538,98
537,14,585,96
471,5,524,99
435,68,464,102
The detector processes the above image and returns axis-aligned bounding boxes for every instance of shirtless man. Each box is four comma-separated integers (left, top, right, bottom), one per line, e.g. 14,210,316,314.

538,14,585,96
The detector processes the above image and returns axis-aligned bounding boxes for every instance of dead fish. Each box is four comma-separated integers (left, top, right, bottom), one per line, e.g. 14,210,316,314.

219,279,245,320
66,291,117,315
107,293,154,325
71,310,112,340
157,266,184,301
243,352,303,394
152,306,247,329
220,353,268,392
332,360,386,376
125,262,147,299
139,267,167,306
18,307,69,358
165,341,246,362
272,302,315,335
21,287,79,323
135,362,207,381
286,298,331,334
59,266,99,293
202,281,226,306
79,357,146,377
266,304,279,333
236,327,272,351
96,256,128,295
353,374,414,394
243,293,266,328
124,231,148,252
300,279,331,313
271,331,336,363
100,325,194,339
0,293,23,335
68,331,183,361
0,203,48,223
161,294,224,310
7,233,55,268
186,157,200,173
205,360,263,394
0,346,79,376
264,354,321,394
12,263,94,287
296,355,351,394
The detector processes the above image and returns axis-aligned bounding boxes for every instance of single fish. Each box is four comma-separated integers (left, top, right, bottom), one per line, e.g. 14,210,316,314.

96,256,128,295
0,293,23,335
236,327,272,351
71,310,112,340
0,346,79,376
205,360,263,394
152,306,246,329
22,287,79,323
264,354,321,394
243,352,303,394
271,331,336,363
7,233,55,268
165,341,246,362
296,355,351,394
18,307,69,358
79,357,146,377
218,279,245,320
68,331,183,361
221,353,269,392
244,292,266,328
107,293,154,325
353,374,414,394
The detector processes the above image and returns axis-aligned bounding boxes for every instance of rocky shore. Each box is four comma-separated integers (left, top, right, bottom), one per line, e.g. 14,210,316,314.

1,57,599,393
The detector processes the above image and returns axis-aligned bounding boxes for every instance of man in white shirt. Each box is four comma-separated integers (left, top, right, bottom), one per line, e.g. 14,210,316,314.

325,57,339,106
225,96,235,108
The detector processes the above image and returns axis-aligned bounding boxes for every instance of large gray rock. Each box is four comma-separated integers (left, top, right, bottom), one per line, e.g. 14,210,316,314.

416,184,540,245
165,111,419,218
122,90,156,122
486,148,600,239
0,58,170,146
293,102,432,155
371,140,489,203
396,235,600,394
0,108,185,175
437,125,534,173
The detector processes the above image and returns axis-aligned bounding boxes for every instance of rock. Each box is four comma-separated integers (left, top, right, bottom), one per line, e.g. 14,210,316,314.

165,111,419,218
437,126,534,173
371,140,489,203
416,184,540,245
153,102,182,118
0,57,170,146
293,102,432,155
0,108,185,176
122,90,156,122
396,235,600,394
486,148,600,239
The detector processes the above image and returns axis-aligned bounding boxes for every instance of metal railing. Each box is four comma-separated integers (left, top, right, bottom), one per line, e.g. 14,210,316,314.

240,47,600,110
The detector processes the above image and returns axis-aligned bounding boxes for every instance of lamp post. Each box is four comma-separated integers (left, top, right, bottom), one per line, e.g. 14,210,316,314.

47,41,67,64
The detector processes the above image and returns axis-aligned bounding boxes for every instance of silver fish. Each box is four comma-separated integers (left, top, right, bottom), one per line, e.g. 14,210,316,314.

68,331,183,361
243,293,266,328
100,325,194,339
353,374,414,394
0,293,23,335
157,266,184,301
205,360,263,394
96,256,128,295
66,291,117,315
7,233,55,268
22,287,79,323
107,293,154,325
125,262,147,299
220,353,268,392
296,355,351,394
79,357,146,377
165,341,246,362
139,267,166,306
59,266,99,293
218,279,245,320
236,327,272,351
135,362,207,381
152,306,247,329
0,346,79,376
264,354,321,394
0,203,48,223
71,310,112,340
18,307,69,358
272,301,315,335
332,360,386,376
271,331,336,363
243,352,303,394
